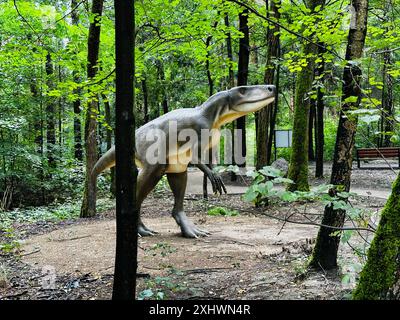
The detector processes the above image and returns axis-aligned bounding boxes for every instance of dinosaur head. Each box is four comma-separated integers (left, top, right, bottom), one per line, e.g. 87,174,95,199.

229,85,276,113
212,85,276,128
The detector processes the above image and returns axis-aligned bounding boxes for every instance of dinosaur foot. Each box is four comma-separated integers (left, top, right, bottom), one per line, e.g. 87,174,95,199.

180,220,210,238
138,223,158,237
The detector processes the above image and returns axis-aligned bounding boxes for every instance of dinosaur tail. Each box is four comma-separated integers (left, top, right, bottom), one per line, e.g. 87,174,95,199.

91,146,116,179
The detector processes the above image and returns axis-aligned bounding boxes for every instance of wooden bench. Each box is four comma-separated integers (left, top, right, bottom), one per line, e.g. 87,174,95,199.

356,147,400,169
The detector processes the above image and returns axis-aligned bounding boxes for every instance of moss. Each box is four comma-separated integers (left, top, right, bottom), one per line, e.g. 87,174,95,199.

353,174,400,300
287,52,314,192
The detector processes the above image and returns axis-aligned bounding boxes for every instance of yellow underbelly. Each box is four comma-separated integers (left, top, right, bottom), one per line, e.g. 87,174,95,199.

165,148,192,173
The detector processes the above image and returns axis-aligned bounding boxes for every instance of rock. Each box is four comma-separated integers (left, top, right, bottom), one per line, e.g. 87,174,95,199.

271,158,289,177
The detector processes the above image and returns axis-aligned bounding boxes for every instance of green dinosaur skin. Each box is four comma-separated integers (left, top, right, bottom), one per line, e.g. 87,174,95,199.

93,85,275,238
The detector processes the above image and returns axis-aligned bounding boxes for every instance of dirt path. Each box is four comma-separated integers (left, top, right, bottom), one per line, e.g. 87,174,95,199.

18,214,350,300
21,215,318,276
187,168,393,199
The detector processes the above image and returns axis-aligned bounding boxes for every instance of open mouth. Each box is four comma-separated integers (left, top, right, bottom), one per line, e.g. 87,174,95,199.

236,96,275,107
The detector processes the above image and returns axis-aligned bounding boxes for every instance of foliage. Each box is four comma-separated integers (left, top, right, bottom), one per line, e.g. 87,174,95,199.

0,227,21,255
1,0,399,209
207,206,239,216
138,275,190,300
0,197,114,229
147,242,177,257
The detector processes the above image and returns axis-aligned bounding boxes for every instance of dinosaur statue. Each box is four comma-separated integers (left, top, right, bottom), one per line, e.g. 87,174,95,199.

92,85,276,238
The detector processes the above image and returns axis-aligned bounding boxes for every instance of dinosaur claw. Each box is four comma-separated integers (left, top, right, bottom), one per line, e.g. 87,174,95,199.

138,223,158,237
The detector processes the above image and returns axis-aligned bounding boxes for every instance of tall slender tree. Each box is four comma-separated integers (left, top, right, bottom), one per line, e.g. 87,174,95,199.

141,77,149,124
315,46,326,178
102,93,115,196
287,0,325,192
203,20,219,199
112,0,138,300
225,15,235,90
156,60,169,115
381,0,395,147
256,0,280,169
235,8,250,167
71,0,83,161
80,0,104,218
309,0,369,269
308,103,315,161
45,53,56,168
224,14,237,181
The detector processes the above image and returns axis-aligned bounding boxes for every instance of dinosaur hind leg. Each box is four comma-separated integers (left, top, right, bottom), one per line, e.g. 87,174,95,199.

167,171,210,238
137,165,165,236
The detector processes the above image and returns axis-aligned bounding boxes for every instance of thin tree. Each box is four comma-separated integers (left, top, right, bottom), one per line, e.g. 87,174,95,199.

287,0,325,192
308,103,315,161
71,0,83,161
80,0,104,218
315,46,326,178
156,60,169,115
380,0,394,148
203,20,219,199
224,14,237,181
112,0,138,300
101,93,115,196
141,77,149,124
235,8,250,167
309,0,369,269
256,0,280,169
45,53,56,168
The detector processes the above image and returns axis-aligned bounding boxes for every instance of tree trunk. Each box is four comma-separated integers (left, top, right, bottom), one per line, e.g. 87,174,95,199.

58,65,63,159
382,49,394,147
256,0,280,169
309,0,369,269
80,0,103,218
203,20,218,199
30,79,43,156
224,14,237,181
141,78,149,124
315,47,326,178
72,0,83,161
102,94,116,196
308,100,316,161
287,0,325,192
353,170,400,299
112,0,138,300
267,60,280,164
225,15,235,89
156,60,168,115
45,53,56,168
235,9,250,168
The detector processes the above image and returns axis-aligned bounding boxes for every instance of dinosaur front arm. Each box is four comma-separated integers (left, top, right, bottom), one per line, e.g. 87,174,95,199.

195,162,227,195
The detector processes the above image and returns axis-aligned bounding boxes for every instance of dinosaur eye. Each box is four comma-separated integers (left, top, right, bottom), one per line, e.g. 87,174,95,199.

238,87,246,95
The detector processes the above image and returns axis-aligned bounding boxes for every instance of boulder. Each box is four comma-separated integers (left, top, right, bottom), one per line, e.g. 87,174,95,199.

271,158,289,177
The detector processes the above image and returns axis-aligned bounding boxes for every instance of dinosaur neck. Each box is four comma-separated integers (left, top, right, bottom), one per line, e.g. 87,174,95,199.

200,91,230,128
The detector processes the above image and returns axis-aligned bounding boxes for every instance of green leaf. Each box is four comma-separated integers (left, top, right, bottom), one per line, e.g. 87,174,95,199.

259,166,282,178
243,187,258,203
280,191,298,202
138,289,154,300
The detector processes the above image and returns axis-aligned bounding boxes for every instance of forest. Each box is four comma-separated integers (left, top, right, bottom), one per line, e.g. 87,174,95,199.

0,0,399,301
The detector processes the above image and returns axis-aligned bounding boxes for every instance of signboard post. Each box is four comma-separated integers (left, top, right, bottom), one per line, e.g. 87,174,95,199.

274,129,293,160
